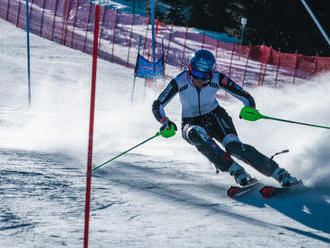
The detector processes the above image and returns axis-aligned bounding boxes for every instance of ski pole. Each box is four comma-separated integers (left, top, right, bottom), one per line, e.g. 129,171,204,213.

92,131,162,172
240,106,330,130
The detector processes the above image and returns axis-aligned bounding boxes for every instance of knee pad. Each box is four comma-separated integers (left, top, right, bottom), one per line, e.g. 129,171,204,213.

182,125,233,172
182,125,209,146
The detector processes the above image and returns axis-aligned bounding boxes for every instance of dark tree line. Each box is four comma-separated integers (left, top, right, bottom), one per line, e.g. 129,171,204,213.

153,0,329,56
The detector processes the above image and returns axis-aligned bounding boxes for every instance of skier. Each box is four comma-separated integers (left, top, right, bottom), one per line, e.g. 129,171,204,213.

152,49,300,187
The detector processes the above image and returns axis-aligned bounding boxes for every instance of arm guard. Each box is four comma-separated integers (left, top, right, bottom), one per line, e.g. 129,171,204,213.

152,79,179,122
218,74,256,108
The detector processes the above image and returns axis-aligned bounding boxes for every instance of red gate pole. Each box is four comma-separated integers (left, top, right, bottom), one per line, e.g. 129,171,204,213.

84,5,100,248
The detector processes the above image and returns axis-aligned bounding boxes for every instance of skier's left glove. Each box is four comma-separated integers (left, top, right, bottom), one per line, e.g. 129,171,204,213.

239,105,256,119
159,117,177,138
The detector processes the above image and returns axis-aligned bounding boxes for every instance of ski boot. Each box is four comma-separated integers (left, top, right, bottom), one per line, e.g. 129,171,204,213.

228,161,254,186
271,167,300,187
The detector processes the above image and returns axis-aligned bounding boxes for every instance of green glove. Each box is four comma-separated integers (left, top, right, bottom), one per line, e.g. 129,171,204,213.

160,118,177,138
240,106,263,121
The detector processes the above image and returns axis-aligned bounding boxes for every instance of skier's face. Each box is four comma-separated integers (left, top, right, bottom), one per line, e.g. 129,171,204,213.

192,77,209,87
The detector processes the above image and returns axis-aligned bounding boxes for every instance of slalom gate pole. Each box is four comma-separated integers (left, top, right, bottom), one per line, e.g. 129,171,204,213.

240,107,330,130
300,0,330,46
25,0,31,106
92,131,162,172
84,5,100,248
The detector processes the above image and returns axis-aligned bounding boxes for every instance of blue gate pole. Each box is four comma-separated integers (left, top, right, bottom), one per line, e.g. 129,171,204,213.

300,0,330,46
26,0,32,106
150,0,156,76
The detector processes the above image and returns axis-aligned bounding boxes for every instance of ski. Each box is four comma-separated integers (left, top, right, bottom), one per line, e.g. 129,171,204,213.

259,180,303,199
227,179,259,197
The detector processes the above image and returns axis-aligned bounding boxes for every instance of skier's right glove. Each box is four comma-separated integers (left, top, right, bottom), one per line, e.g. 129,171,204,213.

159,117,177,138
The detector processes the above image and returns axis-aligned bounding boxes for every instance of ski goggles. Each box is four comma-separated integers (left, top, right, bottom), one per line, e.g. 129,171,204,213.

189,65,215,80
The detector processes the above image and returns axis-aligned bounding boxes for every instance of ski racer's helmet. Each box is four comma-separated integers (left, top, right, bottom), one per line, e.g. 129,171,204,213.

188,49,216,80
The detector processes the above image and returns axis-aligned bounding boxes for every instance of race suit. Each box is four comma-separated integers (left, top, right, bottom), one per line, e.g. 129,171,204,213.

152,70,278,176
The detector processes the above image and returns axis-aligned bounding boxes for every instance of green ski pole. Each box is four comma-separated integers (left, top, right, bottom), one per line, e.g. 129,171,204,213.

92,132,162,172
92,125,176,172
240,106,330,130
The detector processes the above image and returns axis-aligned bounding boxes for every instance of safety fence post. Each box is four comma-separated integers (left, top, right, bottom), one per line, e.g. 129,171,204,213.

5,0,10,21
142,16,150,56
313,53,318,73
25,0,31,106
40,0,46,37
51,0,60,41
29,0,34,21
258,45,271,86
292,50,298,84
147,17,153,61
61,0,69,45
241,45,251,88
127,12,135,66
155,16,159,37
68,0,79,48
61,0,70,45
111,9,119,62
98,6,106,52
228,43,235,77
181,25,188,70
201,32,205,49
165,22,173,64
16,0,21,26
274,48,281,87
83,3,92,53
215,39,220,69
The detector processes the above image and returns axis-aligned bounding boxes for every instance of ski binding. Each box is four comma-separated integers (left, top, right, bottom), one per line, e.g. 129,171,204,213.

227,178,259,197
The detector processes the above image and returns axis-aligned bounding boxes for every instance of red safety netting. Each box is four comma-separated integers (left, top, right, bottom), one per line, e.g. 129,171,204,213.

1,0,329,87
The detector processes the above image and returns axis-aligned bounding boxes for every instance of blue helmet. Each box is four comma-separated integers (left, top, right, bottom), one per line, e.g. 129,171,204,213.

189,49,216,79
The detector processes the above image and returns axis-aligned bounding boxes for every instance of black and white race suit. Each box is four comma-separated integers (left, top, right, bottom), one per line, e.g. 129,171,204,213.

153,70,279,176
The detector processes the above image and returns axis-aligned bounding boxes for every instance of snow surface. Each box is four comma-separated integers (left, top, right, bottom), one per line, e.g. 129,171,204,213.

1,18,330,248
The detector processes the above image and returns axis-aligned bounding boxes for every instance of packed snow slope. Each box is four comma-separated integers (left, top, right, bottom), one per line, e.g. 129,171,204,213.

0,19,330,248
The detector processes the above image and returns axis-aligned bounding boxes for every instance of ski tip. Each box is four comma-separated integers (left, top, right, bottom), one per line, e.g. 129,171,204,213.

259,186,275,199
227,186,240,198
